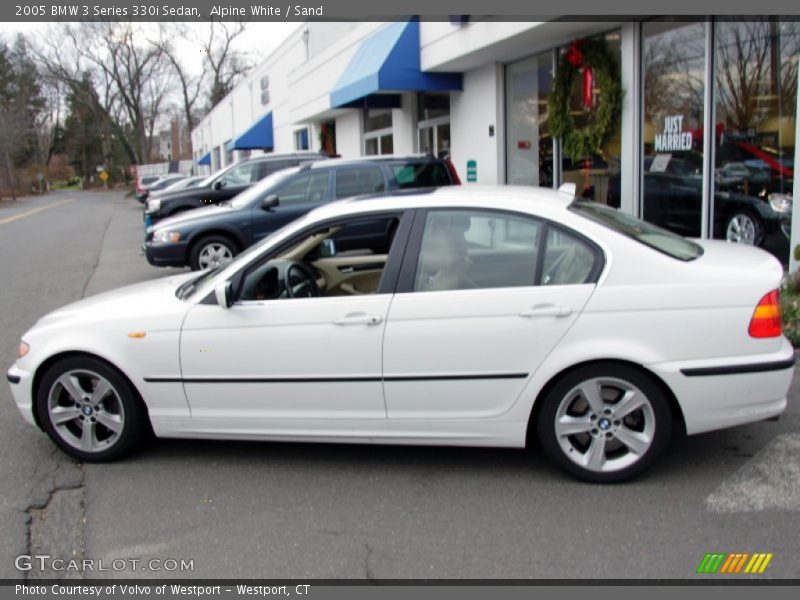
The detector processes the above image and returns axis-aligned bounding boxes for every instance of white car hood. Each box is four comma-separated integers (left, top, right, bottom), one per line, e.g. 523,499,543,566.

33,272,197,330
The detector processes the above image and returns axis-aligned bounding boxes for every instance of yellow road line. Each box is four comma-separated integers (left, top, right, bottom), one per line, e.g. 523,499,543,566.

0,198,76,226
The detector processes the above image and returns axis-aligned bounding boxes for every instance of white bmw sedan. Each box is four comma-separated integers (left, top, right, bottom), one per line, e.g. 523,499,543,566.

7,187,794,482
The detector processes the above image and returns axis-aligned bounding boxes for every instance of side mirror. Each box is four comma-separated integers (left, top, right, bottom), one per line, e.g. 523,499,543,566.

214,281,234,309
261,194,279,210
319,239,337,258
213,180,224,190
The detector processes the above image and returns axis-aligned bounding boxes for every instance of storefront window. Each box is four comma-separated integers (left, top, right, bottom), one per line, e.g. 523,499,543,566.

364,109,393,156
713,19,798,262
418,93,451,157
560,30,622,205
642,20,706,238
506,52,554,187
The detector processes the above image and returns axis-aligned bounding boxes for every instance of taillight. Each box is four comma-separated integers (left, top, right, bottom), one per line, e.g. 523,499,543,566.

748,289,782,338
445,158,461,185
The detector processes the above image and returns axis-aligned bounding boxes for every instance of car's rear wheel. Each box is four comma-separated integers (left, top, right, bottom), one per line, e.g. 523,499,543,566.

189,235,238,271
37,357,147,462
537,364,672,483
725,211,762,246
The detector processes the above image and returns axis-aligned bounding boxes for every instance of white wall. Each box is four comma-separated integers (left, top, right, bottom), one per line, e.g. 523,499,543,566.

335,111,362,159
450,63,504,185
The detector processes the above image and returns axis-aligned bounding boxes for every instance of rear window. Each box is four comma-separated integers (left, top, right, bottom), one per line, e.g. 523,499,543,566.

391,162,451,189
570,200,703,261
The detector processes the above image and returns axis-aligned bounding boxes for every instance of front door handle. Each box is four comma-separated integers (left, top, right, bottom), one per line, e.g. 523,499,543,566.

519,304,572,318
333,313,383,326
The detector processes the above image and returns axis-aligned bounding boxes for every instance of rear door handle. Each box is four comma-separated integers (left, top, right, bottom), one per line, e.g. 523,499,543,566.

519,305,572,318
333,313,383,326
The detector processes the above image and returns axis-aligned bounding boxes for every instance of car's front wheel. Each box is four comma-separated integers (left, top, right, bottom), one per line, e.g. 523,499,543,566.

37,357,148,461
537,364,672,483
189,235,238,271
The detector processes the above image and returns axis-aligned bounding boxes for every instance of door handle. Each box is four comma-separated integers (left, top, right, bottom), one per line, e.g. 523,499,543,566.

519,305,572,318
333,313,383,326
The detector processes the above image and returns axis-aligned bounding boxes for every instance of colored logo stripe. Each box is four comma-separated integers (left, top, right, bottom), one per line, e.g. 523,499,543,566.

697,553,773,574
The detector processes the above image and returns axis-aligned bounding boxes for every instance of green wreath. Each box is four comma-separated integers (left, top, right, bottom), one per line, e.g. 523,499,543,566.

549,38,623,162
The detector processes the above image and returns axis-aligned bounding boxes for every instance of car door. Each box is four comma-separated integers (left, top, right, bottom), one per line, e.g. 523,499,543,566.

249,170,332,243
381,208,601,420
179,210,413,429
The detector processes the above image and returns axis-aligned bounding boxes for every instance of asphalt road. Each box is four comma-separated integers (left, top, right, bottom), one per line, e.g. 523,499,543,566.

1,190,799,580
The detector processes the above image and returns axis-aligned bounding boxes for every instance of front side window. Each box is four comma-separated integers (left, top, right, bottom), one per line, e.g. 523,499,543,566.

413,210,543,292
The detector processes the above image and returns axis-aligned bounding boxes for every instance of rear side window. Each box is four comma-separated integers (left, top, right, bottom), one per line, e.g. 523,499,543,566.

570,200,703,261
260,160,293,178
335,167,386,198
391,162,452,188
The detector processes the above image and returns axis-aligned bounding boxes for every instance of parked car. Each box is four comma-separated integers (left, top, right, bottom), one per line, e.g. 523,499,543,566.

8,186,793,482
134,175,161,201
144,155,461,270
135,174,187,203
144,152,329,225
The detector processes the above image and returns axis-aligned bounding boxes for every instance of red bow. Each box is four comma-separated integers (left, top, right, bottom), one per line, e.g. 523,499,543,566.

566,40,584,67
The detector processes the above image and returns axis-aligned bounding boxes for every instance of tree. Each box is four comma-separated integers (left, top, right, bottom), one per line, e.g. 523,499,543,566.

35,22,172,165
201,22,253,110
0,35,44,200
153,24,207,150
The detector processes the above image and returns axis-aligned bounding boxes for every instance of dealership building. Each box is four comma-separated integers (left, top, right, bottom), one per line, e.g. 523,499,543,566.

191,18,799,267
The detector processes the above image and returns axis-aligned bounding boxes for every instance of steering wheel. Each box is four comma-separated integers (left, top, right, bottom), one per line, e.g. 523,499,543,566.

285,262,320,298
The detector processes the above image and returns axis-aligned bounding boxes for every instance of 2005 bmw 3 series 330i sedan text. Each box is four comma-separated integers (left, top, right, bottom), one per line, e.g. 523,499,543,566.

6,186,794,482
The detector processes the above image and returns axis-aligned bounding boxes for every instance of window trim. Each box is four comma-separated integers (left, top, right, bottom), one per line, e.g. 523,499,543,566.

395,207,605,294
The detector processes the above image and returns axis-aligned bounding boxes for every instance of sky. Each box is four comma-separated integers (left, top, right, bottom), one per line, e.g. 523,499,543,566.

0,21,299,75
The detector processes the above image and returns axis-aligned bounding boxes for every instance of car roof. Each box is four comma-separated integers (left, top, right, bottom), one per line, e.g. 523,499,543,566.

307,185,575,222
245,151,327,163
295,155,448,172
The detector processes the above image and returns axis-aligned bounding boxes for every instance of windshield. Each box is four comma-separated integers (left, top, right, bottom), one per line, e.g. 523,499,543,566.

570,200,704,261
227,167,301,209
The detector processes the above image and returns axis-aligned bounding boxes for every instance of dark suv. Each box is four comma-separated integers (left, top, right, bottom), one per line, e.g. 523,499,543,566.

144,152,329,226
144,155,460,270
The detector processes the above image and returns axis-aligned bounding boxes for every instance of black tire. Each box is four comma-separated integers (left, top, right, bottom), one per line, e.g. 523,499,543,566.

37,357,148,462
188,235,239,271
724,211,763,246
536,363,672,483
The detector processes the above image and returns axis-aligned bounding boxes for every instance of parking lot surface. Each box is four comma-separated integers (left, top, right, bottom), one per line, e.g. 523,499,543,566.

1,191,799,579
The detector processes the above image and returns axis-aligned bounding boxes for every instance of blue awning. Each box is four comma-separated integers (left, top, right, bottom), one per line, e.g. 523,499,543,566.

197,152,211,166
226,112,274,151
330,19,462,109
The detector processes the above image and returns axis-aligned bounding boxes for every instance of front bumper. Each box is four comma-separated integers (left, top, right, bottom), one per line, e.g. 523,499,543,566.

144,241,190,268
650,339,794,435
7,364,37,428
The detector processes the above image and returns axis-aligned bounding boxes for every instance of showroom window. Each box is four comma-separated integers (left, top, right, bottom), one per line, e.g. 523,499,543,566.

417,93,451,157
641,20,707,239
712,19,798,254
364,109,394,156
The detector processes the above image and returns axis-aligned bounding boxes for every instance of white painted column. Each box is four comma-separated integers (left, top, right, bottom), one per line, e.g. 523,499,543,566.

620,22,641,217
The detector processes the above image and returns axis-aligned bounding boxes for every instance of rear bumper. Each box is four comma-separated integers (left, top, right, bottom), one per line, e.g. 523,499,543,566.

649,339,794,435
144,241,189,268
7,365,36,428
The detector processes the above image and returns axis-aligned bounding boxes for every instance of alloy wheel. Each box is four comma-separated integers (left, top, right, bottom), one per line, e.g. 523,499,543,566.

198,242,233,269
47,369,125,453
725,213,757,245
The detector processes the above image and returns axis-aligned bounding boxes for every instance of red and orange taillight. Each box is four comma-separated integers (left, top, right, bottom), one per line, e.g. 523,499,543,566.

748,290,782,338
